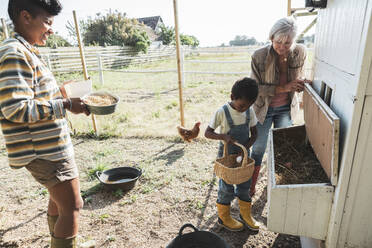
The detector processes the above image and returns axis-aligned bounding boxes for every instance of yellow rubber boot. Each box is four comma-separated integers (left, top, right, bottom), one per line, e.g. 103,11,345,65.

47,214,58,235
51,236,77,248
238,199,259,231
216,203,244,231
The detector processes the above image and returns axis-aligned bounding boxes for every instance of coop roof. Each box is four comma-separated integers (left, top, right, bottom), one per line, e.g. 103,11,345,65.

137,16,163,30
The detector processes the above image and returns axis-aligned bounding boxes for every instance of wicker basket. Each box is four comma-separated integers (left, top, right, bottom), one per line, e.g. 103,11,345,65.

214,141,255,185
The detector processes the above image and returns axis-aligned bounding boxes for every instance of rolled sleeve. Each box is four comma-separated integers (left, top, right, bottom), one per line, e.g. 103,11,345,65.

50,99,66,119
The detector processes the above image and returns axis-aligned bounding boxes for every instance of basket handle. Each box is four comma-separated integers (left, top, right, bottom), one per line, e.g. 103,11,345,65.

233,142,250,168
222,141,249,167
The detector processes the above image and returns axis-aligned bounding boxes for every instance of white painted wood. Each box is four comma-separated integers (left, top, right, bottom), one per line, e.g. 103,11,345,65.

300,237,323,248
366,60,372,96
316,0,368,78
340,97,372,248
298,187,318,238
267,186,288,234
283,187,302,234
322,0,372,247
267,127,334,240
313,186,334,239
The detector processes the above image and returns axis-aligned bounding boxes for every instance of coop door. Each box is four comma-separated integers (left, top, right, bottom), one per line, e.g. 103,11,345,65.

303,84,340,186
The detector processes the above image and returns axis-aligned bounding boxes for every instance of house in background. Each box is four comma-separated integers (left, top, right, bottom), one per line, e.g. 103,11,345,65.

137,16,164,34
137,16,164,47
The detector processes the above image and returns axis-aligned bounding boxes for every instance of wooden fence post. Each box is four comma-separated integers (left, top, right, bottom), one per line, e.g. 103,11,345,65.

173,0,185,127
46,54,52,70
1,18,9,39
73,10,98,135
97,53,104,85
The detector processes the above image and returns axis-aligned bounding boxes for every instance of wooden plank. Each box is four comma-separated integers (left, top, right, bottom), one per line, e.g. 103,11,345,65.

283,187,302,235
268,187,288,233
312,186,334,239
298,187,318,237
303,84,340,185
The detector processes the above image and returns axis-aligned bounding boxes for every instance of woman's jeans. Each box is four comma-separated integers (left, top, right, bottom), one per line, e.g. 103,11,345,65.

251,104,292,166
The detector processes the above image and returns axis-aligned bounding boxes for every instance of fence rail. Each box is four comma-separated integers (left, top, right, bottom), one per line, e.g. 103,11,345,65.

39,45,178,73
39,45,313,79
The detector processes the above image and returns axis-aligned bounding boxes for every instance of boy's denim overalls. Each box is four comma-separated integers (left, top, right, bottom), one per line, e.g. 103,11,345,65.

217,105,252,205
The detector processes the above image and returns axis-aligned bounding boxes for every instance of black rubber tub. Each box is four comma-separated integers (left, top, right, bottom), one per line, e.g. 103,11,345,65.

96,167,141,191
167,224,230,248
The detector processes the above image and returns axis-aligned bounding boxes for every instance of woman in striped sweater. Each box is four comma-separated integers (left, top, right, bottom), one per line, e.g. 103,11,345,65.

0,0,89,247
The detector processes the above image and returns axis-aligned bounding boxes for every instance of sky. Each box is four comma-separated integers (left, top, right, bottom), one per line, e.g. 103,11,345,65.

0,0,315,47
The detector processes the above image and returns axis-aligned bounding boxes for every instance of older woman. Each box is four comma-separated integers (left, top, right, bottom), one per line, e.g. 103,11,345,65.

249,17,308,197
0,0,89,247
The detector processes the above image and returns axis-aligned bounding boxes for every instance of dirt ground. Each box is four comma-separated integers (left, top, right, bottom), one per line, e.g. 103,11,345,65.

0,135,301,248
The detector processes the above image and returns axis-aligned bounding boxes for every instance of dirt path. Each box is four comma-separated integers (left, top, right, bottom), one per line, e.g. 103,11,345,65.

0,136,300,248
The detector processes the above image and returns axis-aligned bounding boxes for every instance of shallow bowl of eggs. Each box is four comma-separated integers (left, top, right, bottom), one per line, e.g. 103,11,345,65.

82,91,120,115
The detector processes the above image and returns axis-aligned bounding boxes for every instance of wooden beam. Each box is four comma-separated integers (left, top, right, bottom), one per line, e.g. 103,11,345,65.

173,0,185,126
297,17,317,41
287,0,292,16
72,10,98,135
294,12,318,17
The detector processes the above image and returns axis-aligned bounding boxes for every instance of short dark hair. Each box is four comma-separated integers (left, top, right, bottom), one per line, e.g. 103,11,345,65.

231,77,258,102
8,0,62,23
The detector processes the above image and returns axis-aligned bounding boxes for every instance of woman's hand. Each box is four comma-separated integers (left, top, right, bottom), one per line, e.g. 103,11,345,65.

63,98,90,116
285,79,305,92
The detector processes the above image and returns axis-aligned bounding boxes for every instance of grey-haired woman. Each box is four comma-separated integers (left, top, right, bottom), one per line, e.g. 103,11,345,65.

249,17,309,196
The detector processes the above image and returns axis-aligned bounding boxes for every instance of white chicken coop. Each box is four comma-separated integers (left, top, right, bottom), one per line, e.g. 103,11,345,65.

266,0,372,247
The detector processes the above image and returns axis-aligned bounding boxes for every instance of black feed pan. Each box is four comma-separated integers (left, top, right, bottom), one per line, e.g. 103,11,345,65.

167,224,230,248
96,167,141,191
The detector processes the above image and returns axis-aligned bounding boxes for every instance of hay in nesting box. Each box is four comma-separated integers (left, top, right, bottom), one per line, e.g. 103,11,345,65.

273,131,330,185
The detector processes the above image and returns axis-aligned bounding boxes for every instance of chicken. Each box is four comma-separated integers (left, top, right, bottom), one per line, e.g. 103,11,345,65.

177,122,201,142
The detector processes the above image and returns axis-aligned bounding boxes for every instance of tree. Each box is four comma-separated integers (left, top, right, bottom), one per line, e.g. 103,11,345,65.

67,11,151,53
229,35,257,46
180,34,199,47
158,24,175,45
45,34,71,48
158,24,199,47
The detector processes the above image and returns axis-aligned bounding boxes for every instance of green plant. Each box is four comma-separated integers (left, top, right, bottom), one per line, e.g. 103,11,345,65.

152,111,160,118
99,213,110,222
81,184,103,198
120,194,138,205
37,188,48,196
45,34,71,48
87,163,108,180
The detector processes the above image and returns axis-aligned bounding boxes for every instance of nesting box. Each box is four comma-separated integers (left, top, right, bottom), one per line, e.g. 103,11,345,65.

267,84,339,239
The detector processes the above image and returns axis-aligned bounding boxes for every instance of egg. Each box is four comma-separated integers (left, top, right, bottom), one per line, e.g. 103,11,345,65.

236,156,242,163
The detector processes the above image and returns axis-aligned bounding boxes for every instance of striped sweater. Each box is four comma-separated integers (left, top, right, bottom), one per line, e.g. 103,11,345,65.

0,34,74,168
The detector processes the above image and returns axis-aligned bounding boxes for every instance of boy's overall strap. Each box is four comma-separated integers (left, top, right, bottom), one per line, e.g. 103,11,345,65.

222,104,234,128
245,107,251,130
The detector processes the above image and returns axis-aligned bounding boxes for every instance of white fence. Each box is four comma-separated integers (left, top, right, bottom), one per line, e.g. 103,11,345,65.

39,45,178,73
40,45,313,81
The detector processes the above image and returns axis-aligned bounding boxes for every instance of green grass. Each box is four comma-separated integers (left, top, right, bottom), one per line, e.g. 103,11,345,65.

55,49,313,139
87,163,108,181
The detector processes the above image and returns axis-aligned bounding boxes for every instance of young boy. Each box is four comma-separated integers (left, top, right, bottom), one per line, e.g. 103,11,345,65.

205,77,259,231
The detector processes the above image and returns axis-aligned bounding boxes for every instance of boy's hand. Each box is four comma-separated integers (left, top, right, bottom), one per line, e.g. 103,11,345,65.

222,134,235,144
